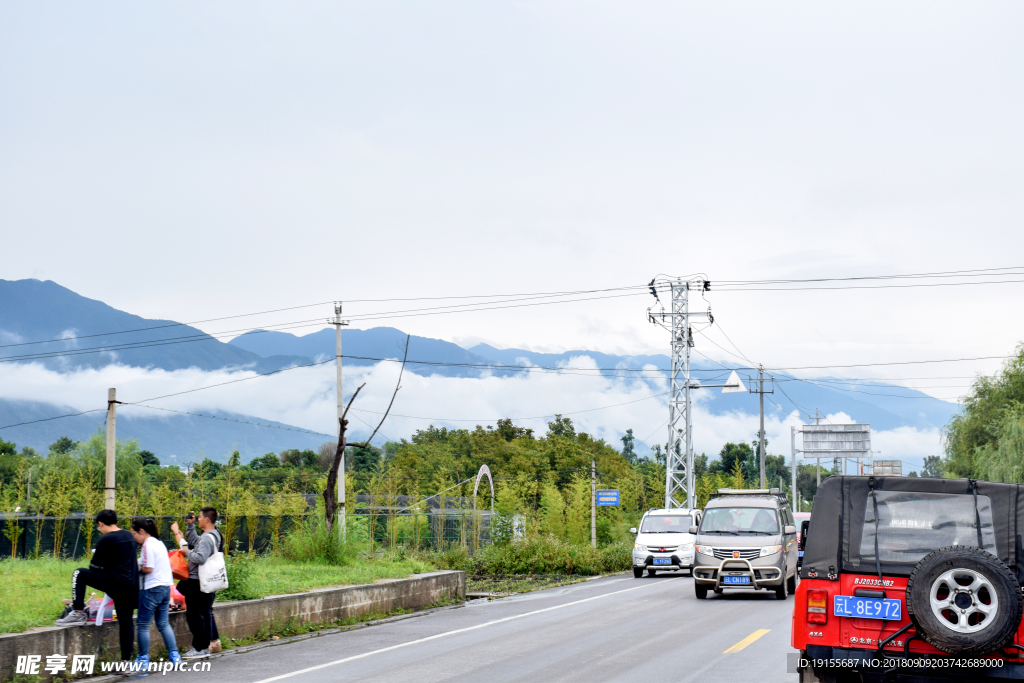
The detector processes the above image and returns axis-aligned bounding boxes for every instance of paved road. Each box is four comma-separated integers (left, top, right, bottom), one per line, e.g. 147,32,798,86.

192,573,798,683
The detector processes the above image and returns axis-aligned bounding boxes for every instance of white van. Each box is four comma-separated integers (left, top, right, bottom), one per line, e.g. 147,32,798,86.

629,508,702,577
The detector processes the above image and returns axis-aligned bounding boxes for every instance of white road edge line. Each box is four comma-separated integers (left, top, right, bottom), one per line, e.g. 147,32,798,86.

252,577,681,683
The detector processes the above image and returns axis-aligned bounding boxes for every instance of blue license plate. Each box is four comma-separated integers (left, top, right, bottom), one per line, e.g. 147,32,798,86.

653,558,671,565
798,550,804,557
833,595,902,620
723,576,750,585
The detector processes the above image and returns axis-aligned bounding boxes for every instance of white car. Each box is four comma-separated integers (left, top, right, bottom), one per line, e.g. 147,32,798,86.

630,508,702,578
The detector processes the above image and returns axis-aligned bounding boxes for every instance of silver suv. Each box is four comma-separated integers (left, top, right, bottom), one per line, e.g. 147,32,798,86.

691,489,798,599
630,508,702,578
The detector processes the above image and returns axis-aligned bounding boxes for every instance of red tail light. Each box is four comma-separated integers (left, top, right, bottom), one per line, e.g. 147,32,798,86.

807,589,828,625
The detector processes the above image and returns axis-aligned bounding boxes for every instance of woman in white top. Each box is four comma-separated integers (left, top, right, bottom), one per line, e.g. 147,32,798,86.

130,517,181,666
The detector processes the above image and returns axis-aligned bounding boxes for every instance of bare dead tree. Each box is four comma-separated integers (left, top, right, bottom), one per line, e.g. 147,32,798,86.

323,335,409,532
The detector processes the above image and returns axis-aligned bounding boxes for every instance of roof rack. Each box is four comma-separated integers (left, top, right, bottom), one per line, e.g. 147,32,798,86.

710,488,789,504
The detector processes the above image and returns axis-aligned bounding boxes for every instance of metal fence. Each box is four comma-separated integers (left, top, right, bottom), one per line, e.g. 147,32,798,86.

0,509,494,559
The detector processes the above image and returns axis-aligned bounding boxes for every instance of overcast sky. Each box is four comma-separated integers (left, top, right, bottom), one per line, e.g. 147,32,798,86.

2,2,1023,459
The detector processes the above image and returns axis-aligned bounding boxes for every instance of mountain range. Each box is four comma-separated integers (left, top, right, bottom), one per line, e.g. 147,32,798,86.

0,278,961,464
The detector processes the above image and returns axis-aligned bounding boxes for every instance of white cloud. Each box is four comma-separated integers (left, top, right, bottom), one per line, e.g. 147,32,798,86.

0,356,944,464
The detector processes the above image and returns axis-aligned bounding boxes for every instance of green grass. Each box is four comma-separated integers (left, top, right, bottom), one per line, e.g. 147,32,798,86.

0,557,75,634
0,554,435,635
221,555,434,601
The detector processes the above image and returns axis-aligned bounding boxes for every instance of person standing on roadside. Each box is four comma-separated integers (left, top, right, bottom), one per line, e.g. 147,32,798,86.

170,507,222,659
55,509,139,663
130,517,182,667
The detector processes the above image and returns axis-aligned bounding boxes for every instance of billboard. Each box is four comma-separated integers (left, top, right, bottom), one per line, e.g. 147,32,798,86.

800,424,871,459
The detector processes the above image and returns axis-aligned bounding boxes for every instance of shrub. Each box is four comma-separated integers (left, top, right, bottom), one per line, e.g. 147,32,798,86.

278,515,352,565
220,552,262,601
419,536,630,576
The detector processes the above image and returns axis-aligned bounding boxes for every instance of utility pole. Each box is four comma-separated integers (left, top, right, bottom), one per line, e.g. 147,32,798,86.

591,459,596,549
330,304,349,541
810,409,823,486
104,388,119,510
790,426,797,514
748,366,773,488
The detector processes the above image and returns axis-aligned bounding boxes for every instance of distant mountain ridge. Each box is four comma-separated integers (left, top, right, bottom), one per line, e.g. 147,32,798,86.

0,278,960,464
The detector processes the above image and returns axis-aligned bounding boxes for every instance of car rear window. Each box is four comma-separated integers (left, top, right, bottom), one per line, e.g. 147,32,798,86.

852,490,997,569
641,515,692,533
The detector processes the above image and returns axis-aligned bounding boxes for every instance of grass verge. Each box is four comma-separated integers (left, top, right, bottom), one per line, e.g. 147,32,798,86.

0,555,435,634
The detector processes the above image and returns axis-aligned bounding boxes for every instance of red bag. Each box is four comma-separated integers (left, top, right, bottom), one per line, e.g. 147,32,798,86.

168,549,190,581
169,584,187,611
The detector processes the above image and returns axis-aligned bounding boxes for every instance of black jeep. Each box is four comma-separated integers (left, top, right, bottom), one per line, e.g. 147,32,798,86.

794,475,1024,682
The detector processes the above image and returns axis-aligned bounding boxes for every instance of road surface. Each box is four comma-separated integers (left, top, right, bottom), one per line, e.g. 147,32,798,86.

191,573,798,682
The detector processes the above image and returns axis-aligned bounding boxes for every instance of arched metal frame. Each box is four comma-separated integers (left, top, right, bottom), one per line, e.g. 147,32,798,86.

473,464,495,512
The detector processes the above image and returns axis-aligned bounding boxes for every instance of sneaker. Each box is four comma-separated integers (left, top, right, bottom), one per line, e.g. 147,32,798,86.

181,648,209,660
55,610,89,626
209,639,222,653
168,651,182,665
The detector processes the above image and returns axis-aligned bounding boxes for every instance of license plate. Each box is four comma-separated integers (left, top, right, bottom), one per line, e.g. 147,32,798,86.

653,558,671,565
833,595,902,620
722,576,750,585
798,550,804,557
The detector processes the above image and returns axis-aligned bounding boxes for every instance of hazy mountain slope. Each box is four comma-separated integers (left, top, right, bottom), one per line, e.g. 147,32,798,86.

0,279,300,372
0,398,325,464
229,327,507,377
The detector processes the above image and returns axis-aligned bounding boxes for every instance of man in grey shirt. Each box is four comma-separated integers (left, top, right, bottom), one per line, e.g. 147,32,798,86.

170,507,223,658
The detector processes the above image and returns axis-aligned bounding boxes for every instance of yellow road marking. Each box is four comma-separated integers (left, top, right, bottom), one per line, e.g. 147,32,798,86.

723,629,771,653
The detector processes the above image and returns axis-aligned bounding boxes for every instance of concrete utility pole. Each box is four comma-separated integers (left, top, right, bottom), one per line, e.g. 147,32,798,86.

747,366,773,489
759,367,766,488
331,303,350,541
104,388,118,510
591,459,596,549
810,409,822,486
790,426,797,514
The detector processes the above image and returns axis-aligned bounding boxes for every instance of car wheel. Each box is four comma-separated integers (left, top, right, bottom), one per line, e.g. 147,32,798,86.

695,583,708,599
647,568,657,577
633,567,643,578
906,545,1022,656
775,575,788,600
787,572,798,594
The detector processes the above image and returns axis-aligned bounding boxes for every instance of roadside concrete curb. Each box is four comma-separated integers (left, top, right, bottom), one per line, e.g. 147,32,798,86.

0,571,464,682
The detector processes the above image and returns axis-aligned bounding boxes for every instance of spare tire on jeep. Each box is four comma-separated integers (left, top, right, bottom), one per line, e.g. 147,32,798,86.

906,545,1022,656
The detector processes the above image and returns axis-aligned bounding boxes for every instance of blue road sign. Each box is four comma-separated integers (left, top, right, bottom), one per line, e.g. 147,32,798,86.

596,489,620,506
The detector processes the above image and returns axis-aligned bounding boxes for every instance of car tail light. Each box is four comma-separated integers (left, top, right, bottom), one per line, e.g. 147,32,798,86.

807,589,828,625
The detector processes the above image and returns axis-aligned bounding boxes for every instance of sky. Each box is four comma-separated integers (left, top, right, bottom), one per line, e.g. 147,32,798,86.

2,1,1023,466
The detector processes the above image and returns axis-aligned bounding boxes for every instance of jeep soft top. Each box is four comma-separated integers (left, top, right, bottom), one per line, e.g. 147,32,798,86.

794,475,1024,682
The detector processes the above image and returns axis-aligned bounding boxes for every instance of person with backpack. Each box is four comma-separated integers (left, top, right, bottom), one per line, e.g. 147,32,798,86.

170,507,223,659
55,510,138,663
130,517,182,667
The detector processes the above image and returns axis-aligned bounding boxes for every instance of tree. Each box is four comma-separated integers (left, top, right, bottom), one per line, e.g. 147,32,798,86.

944,343,1024,477
495,418,533,442
250,453,281,470
921,455,943,478
713,443,753,477
908,471,919,477
227,451,241,468
49,437,78,455
139,450,160,467
620,429,636,464
546,415,576,440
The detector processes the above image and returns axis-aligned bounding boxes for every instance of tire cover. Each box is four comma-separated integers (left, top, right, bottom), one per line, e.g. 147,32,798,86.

906,545,1022,656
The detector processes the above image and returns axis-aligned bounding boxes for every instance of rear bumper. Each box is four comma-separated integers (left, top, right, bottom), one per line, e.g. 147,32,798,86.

800,645,1023,682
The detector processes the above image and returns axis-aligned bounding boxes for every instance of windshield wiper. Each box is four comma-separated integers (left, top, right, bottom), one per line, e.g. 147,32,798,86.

735,530,774,535
705,530,739,535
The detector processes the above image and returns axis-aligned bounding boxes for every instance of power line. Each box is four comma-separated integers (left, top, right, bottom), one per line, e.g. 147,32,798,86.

713,279,1024,292
715,266,1024,286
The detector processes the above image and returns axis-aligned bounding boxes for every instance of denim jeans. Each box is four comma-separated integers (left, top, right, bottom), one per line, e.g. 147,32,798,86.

137,586,178,657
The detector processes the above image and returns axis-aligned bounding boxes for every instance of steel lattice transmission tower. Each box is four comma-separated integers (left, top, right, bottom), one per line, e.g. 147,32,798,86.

649,276,711,510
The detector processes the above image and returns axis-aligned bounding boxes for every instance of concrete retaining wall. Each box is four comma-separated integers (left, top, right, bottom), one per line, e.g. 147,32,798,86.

0,571,464,680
